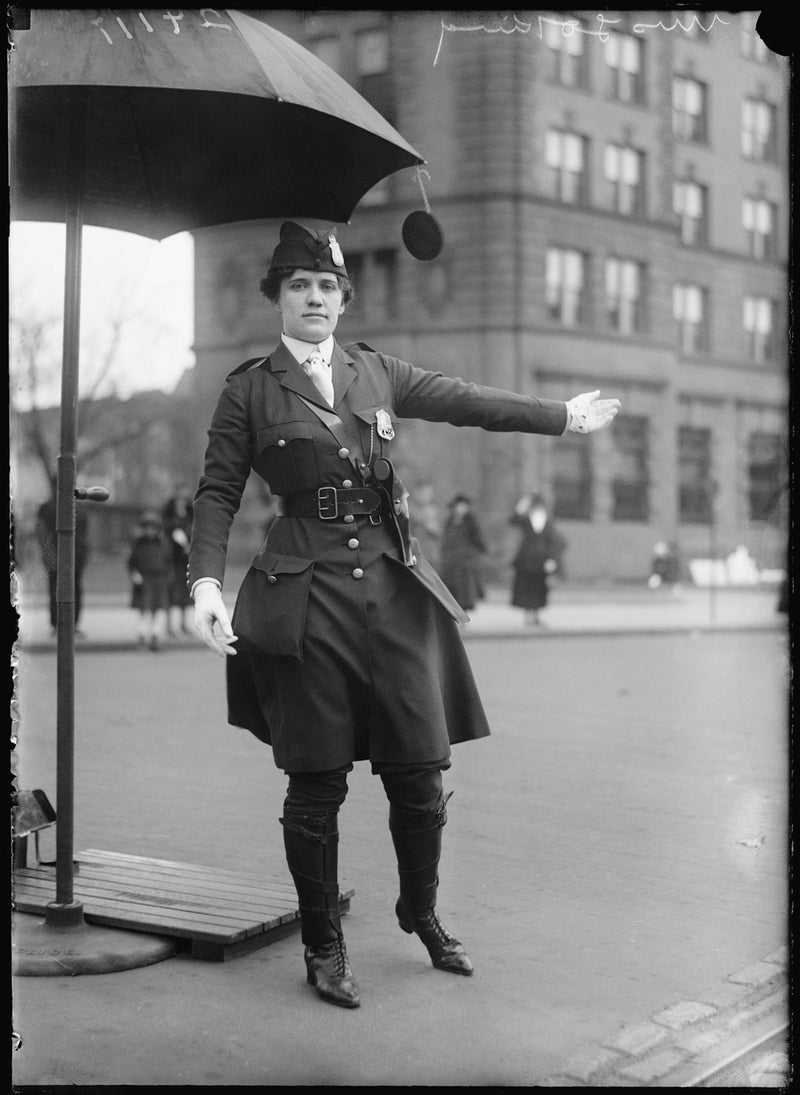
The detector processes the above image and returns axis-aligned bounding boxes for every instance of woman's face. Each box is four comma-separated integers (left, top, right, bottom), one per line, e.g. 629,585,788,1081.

275,268,345,343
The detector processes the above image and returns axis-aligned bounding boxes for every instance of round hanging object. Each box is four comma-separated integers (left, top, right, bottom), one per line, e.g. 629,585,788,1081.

402,210,444,261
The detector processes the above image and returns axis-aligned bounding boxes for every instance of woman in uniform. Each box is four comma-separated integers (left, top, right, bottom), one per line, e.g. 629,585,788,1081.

189,221,620,1009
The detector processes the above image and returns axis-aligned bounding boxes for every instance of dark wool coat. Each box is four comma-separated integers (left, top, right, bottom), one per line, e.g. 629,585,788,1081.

509,515,566,610
189,340,567,773
440,514,487,611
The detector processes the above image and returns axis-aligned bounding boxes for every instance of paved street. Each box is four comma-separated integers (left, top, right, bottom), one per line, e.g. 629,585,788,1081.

12,630,788,1086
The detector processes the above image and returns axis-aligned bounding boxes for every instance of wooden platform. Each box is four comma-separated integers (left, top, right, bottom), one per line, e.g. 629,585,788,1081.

12,848,354,961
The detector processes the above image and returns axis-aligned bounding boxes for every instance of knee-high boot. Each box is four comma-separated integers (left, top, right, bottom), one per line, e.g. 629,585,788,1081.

389,792,473,976
280,810,360,1008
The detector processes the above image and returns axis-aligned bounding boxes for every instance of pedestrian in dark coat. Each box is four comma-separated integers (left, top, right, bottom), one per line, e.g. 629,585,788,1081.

128,511,170,651
189,221,620,1010
162,488,194,635
509,493,565,626
440,495,487,612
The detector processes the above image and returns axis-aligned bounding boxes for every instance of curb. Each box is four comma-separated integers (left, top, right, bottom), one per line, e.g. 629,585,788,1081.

16,622,785,655
538,947,788,1087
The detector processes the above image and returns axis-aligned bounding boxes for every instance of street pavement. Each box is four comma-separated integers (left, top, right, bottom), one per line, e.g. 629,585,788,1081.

11,593,789,1086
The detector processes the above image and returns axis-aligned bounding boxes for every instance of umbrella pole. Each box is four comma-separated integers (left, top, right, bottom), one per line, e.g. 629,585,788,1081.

47,89,87,927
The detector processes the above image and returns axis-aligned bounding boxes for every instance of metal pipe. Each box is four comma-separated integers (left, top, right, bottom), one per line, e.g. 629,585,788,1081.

48,87,87,925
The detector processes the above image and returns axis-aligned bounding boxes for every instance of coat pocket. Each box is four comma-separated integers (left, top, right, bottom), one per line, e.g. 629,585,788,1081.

231,550,315,662
252,421,320,492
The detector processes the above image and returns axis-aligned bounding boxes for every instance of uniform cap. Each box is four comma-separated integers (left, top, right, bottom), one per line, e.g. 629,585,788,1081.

268,221,348,276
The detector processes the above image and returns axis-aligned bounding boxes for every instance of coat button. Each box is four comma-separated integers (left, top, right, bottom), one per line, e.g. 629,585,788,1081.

278,439,286,448
347,538,359,550
342,479,353,488
343,514,355,524
267,574,278,584
338,447,350,459
352,568,364,579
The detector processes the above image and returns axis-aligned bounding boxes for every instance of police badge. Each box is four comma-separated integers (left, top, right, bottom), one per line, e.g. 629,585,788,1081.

328,234,345,267
376,409,395,440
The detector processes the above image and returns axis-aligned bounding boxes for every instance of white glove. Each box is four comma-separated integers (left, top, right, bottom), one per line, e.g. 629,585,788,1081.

565,390,621,434
193,580,238,657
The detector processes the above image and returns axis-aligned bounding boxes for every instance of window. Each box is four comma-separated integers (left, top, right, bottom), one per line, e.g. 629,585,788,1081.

355,27,394,123
371,249,397,321
742,98,777,161
542,16,589,89
673,180,709,246
743,296,776,362
611,415,649,521
673,284,709,354
605,144,645,216
741,12,771,62
545,248,587,326
604,31,645,104
606,259,645,334
344,249,396,323
545,129,588,204
678,427,713,523
552,432,593,519
308,36,341,73
355,28,388,75
747,431,782,521
673,76,708,143
743,198,777,260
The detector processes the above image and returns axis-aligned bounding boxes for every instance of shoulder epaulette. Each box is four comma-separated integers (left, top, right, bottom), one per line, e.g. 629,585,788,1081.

226,357,268,380
346,341,377,354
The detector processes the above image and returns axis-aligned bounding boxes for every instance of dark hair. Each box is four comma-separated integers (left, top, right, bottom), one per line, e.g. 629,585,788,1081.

259,266,354,306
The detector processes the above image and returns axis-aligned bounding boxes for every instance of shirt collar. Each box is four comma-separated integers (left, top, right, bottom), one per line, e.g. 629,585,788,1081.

281,333,335,364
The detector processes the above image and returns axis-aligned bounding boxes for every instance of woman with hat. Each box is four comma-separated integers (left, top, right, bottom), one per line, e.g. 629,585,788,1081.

188,221,620,1009
128,510,170,651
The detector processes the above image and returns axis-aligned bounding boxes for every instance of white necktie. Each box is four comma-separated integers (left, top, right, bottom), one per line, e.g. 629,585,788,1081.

302,347,334,406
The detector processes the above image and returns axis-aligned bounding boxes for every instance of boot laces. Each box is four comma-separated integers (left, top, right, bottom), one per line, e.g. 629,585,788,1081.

331,936,350,977
420,908,455,946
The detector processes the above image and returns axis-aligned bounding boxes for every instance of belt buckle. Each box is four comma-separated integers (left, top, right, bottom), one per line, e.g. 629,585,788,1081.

317,486,338,519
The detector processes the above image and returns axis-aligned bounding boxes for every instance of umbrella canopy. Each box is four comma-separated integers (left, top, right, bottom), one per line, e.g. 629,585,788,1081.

9,8,426,934
9,8,424,237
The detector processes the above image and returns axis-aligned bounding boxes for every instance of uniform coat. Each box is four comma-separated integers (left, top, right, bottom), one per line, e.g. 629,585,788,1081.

189,339,567,772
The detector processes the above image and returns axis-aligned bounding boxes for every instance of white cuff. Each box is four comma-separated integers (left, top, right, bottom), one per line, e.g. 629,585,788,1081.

191,577,221,600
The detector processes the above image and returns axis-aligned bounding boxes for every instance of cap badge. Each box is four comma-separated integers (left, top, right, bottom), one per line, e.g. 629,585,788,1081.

328,234,345,267
376,408,395,440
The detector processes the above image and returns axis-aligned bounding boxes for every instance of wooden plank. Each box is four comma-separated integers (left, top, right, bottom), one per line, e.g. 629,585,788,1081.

74,854,300,900
13,893,250,943
14,864,353,919
72,853,354,904
13,872,298,931
71,866,299,904
12,879,293,937
15,867,301,918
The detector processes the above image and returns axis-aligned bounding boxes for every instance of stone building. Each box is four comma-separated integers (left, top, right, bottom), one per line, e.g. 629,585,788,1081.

190,10,789,581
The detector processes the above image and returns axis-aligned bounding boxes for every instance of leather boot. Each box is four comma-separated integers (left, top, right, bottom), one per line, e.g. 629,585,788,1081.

389,792,473,976
281,810,360,1008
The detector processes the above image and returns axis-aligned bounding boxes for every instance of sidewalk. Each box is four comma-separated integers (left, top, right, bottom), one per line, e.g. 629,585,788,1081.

12,581,786,652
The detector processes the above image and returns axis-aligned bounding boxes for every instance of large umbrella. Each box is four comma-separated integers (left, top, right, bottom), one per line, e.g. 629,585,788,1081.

9,8,424,938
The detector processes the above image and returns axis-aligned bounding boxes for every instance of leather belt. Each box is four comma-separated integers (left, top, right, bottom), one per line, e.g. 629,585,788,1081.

283,486,386,520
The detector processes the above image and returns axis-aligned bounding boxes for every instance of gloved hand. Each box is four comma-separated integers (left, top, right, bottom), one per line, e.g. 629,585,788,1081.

193,580,238,657
565,390,621,434
544,558,558,575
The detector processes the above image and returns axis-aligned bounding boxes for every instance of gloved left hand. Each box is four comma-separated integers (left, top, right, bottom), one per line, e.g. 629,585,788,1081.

565,390,621,433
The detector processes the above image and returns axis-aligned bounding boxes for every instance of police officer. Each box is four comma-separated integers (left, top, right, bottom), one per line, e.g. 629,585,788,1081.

189,221,620,1009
